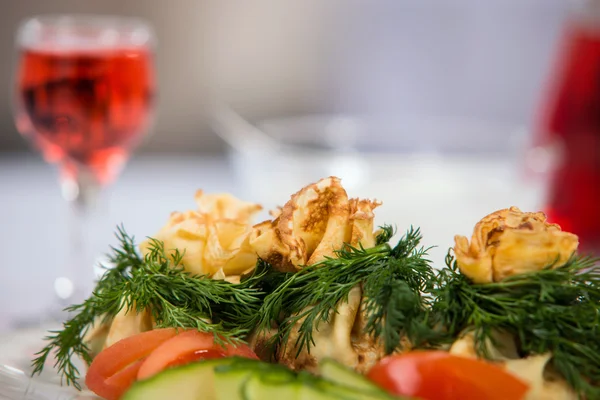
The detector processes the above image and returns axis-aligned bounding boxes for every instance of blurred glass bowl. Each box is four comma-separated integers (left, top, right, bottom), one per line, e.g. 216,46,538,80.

210,104,545,267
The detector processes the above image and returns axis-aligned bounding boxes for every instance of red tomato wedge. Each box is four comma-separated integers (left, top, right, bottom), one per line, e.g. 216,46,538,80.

137,329,258,381
85,328,179,400
367,351,529,400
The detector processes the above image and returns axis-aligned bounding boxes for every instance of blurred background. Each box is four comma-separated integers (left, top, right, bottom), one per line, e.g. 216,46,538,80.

2,0,598,332
0,0,569,154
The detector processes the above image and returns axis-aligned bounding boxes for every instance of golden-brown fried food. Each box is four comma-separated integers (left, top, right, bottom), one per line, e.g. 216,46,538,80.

249,177,380,271
194,190,262,222
247,177,385,370
140,192,262,276
276,285,387,374
348,198,381,249
104,302,153,348
453,206,579,283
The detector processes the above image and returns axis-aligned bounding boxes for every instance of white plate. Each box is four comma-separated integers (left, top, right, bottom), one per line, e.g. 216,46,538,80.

0,327,98,400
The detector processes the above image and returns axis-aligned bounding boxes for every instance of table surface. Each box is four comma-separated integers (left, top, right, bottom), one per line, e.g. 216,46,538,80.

0,152,544,333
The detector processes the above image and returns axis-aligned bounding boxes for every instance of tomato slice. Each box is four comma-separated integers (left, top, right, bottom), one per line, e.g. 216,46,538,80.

85,328,179,400
165,348,228,369
367,351,529,400
137,330,258,381
101,359,145,397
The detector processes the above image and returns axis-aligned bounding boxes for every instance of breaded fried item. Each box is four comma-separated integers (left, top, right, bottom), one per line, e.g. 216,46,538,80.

454,206,578,283
250,177,380,271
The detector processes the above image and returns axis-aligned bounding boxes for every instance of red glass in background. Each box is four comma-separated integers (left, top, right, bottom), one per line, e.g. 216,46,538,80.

12,15,156,316
15,47,155,186
535,8,600,253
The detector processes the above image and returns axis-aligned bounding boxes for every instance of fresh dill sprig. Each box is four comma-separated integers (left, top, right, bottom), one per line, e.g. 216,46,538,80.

31,226,142,389
37,220,600,398
375,225,395,245
362,227,437,353
108,237,263,339
241,258,293,296
31,227,263,389
254,226,437,356
432,252,600,398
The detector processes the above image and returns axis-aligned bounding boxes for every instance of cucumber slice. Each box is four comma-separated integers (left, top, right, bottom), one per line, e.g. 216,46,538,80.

213,366,252,400
214,358,296,400
242,367,298,400
300,372,396,400
320,358,391,397
123,356,410,400
122,358,232,400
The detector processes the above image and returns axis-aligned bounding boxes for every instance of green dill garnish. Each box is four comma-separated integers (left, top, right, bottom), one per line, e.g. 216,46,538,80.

432,252,600,398
105,237,262,339
31,226,141,388
362,227,437,353
253,226,436,356
375,224,394,245
31,227,263,389
31,221,600,399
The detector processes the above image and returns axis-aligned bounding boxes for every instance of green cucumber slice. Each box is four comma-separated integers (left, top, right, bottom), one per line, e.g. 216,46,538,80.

320,358,392,397
122,358,232,400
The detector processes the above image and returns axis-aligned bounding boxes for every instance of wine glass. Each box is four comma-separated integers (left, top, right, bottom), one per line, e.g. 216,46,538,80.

13,15,156,316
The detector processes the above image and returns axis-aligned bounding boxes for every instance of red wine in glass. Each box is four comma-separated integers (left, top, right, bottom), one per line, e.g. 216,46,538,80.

535,12,600,253
13,15,156,313
16,46,155,186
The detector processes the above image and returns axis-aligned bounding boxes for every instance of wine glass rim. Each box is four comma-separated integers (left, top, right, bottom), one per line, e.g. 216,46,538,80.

16,13,156,50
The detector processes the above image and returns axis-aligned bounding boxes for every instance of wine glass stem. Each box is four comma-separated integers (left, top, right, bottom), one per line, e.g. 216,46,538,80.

57,170,100,309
